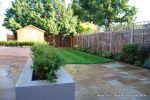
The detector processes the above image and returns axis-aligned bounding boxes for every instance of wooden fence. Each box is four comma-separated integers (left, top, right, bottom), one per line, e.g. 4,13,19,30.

75,24,150,57
45,35,75,47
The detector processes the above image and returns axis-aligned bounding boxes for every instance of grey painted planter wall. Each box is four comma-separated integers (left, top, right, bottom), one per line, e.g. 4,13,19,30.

16,58,75,100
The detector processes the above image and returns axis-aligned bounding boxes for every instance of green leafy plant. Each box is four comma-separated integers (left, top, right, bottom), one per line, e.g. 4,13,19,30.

84,48,92,53
122,44,138,64
0,41,34,47
73,44,80,50
134,60,143,66
114,53,124,61
72,0,136,28
4,0,78,36
76,21,98,34
97,51,113,58
31,43,64,83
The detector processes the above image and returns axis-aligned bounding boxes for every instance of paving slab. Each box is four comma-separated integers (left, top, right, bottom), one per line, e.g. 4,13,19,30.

0,47,29,100
0,47,30,57
64,62,150,100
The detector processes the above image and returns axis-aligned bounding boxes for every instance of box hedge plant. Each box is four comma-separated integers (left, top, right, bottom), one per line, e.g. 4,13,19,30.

31,42,64,83
0,41,34,47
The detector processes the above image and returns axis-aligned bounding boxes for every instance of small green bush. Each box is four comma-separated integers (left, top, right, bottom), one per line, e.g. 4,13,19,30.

134,60,143,66
97,51,113,58
122,44,138,64
0,41,34,47
84,48,92,53
31,43,64,83
114,53,124,61
78,48,86,52
76,47,95,54
73,44,79,49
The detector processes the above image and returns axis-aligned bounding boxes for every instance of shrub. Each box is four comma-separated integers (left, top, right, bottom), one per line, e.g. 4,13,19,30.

84,48,92,53
76,47,96,54
0,41,34,47
134,60,143,66
122,44,138,64
114,53,124,61
78,48,86,52
31,43,64,83
76,21,98,34
97,51,113,58
73,44,80,50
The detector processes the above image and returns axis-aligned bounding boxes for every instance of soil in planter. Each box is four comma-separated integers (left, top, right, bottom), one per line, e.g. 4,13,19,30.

32,71,57,81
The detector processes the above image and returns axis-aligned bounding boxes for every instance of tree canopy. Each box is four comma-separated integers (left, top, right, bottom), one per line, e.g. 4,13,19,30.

72,0,137,28
3,0,78,36
76,21,98,34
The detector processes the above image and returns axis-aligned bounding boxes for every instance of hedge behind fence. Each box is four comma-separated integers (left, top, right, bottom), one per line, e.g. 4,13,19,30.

0,41,34,47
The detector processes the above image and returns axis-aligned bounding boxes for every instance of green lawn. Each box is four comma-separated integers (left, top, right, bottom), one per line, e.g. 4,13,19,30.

57,48,113,64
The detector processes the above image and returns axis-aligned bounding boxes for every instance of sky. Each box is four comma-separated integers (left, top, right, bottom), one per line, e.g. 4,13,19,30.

0,0,150,27
129,0,150,22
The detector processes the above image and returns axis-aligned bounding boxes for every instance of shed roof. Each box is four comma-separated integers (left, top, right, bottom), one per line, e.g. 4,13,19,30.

17,25,45,33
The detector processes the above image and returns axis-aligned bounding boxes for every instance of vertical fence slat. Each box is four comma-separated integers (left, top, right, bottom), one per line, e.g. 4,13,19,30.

110,32,112,52
131,23,134,44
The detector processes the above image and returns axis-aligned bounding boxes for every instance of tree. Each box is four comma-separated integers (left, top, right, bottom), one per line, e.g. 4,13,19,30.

72,0,137,28
76,21,98,34
3,0,77,36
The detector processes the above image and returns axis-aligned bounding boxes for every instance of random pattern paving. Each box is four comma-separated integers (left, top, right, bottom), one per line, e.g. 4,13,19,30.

0,47,29,100
64,62,150,100
0,56,28,100
0,47,150,100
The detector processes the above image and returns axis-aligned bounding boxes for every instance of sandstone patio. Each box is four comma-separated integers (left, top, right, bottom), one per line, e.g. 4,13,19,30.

0,47,149,100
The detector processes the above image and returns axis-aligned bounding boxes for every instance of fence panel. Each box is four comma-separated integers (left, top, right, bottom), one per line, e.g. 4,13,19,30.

75,27,150,56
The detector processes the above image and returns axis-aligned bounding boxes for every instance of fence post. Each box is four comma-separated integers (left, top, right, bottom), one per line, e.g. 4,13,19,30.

131,23,134,44
77,36,79,45
142,26,144,51
87,36,89,47
110,31,113,52
110,32,112,52
96,33,99,52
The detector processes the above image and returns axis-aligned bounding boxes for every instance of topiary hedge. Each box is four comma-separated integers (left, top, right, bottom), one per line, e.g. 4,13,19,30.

0,41,34,47
31,42,64,83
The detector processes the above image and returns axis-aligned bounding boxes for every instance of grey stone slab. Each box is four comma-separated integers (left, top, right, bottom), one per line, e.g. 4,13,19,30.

102,63,125,68
120,72,129,75
0,69,8,77
107,80,122,86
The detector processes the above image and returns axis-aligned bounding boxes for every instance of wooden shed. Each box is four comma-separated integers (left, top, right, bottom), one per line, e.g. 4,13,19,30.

16,25,45,42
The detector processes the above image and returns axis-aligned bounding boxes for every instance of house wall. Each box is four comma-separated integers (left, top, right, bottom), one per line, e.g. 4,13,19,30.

0,33,7,41
17,27,44,42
